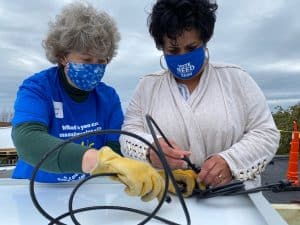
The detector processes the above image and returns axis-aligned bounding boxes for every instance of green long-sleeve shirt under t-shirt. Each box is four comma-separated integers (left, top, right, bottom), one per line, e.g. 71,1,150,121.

12,68,121,173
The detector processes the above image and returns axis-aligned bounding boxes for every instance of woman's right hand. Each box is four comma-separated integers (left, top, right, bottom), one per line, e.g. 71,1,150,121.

148,138,190,169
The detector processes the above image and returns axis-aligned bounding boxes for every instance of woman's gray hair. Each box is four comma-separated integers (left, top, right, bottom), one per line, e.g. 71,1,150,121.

43,1,120,64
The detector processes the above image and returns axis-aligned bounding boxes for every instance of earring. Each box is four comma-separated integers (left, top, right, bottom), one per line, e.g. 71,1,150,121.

204,47,210,67
205,47,210,61
160,55,167,70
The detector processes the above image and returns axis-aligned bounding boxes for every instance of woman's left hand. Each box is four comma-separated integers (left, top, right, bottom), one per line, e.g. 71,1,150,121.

197,155,232,187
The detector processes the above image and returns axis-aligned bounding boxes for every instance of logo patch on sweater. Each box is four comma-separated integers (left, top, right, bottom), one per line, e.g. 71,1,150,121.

53,101,64,119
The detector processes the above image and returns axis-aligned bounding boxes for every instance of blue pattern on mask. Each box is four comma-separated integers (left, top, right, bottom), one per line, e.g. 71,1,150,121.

67,62,106,91
164,46,205,80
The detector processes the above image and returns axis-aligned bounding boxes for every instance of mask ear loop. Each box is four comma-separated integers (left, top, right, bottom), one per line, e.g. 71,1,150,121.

159,55,168,70
61,56,71,79
59,56,68,68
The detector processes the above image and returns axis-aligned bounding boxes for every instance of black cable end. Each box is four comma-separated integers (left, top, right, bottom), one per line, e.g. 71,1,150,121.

165,195,172,203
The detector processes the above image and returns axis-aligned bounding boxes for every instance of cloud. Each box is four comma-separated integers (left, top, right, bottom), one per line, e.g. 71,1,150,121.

258,60,300,73
208,0,300,112
0,0,299,112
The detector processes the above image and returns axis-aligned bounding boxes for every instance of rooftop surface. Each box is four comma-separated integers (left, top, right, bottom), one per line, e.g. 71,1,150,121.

261,156,300,203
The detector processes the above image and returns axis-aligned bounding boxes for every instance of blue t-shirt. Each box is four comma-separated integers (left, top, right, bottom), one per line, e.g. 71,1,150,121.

12,67,124,182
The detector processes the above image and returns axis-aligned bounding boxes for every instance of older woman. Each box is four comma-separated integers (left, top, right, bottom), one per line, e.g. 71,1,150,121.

11,2,164,202
120,0,280,195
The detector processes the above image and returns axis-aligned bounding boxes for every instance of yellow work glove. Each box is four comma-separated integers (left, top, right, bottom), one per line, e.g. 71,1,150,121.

159,169,204,197
91,146,165,202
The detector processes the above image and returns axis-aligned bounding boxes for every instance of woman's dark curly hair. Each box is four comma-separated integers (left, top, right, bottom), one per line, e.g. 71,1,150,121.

148,0,218,49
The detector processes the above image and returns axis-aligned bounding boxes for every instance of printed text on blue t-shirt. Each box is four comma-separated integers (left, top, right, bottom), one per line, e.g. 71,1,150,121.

59,122,102,138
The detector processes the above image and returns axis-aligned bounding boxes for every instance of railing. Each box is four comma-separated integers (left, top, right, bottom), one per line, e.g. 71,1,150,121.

0,148,18,166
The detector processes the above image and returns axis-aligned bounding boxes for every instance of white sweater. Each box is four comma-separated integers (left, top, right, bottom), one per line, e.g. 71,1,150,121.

120,62,280,183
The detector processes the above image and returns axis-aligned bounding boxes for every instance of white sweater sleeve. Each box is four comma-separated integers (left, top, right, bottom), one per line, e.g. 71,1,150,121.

120,78,157,162
219,72,280,181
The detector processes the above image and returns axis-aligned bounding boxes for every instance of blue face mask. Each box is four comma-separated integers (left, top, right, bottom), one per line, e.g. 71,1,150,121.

164,46,206,80
67,62,106,91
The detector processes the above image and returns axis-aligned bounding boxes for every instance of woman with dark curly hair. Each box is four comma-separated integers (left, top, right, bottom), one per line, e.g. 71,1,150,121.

11,2,164,202
121,0,280,197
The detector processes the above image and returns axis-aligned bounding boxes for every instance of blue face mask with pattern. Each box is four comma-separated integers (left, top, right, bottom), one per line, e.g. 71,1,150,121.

67,62,106,91
164,46,206,80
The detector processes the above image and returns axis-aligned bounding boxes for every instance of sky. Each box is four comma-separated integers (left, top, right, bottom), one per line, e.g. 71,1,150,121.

0,0,299,114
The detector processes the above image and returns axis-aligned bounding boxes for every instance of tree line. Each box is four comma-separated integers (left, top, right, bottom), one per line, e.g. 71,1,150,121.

0,109,13,122
272,103,300,154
